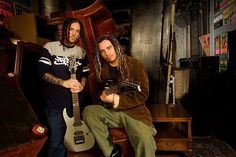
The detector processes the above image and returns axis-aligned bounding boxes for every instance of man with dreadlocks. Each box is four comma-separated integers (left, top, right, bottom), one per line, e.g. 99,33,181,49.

38,18,89,157
82,35,157,157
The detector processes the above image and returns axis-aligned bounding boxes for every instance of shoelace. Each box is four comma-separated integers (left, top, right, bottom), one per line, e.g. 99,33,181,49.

110,149,118,157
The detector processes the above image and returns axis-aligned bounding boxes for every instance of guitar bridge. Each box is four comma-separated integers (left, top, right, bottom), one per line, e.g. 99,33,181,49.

74,135,85,144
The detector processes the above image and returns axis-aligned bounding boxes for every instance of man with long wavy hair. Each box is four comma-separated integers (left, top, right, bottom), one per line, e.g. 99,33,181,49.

38,18,89,157
83,35,157,157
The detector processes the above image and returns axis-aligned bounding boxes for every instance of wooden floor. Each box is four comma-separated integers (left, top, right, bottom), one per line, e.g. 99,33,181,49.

68,149,184,157
68,153,182,157
68,153,181,157
66,142,186,157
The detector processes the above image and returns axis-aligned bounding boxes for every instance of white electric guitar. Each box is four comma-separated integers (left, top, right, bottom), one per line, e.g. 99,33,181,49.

63,56,95,152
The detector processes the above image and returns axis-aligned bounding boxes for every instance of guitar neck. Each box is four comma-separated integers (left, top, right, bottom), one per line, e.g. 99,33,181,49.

104,85,119,95
104,81,141,95
71,73,81,125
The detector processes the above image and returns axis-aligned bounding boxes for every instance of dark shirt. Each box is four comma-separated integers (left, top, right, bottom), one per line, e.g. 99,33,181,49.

38,41,89,111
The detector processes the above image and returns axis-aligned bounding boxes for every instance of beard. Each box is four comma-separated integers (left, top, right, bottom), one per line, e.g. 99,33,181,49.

69,36,78,43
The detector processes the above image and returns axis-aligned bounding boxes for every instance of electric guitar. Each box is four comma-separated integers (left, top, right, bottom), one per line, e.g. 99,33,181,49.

63,56,95,152
101,80,141,108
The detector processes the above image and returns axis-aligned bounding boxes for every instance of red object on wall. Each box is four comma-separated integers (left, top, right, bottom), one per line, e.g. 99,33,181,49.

0,0,13,16
0,0,13,25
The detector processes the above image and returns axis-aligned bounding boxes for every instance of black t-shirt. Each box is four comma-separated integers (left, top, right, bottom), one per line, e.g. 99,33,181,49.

38,41,89,111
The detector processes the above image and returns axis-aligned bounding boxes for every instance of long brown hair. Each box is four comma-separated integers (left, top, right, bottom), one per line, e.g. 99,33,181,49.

60,18,84,46
94,35,130,81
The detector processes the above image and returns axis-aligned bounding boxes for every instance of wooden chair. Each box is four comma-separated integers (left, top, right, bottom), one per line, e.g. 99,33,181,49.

109,128,134,157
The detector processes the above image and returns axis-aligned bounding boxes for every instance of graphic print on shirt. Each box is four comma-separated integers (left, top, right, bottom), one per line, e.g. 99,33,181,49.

54,56,82,66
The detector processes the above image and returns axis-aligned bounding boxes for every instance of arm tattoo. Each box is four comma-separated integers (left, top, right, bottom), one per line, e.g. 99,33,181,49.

43,73,64,86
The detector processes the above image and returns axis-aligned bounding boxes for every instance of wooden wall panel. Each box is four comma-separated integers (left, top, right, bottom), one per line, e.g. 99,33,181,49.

131,0,164,103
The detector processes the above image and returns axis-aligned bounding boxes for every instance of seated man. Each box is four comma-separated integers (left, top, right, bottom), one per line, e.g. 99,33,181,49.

83,35,157,157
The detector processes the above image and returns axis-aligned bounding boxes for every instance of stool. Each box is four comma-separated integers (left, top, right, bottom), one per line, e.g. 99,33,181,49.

109,128,134,157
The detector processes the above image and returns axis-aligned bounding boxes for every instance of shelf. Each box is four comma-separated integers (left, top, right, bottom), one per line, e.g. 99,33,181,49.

149,103,192,156
215,21,236,36
155,126,186,139
214,0,236,17
213,0,236,36
149,103,192,122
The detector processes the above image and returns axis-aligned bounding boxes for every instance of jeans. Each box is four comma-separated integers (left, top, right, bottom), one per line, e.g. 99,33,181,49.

46,109,67,157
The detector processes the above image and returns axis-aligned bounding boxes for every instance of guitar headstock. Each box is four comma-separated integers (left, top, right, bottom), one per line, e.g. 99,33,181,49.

69,55,77,74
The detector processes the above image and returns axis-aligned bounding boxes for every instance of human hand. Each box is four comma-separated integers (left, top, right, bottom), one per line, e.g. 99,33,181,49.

100,90,114,104
62,79,84,93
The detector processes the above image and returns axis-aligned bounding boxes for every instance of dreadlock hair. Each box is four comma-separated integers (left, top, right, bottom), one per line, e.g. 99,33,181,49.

60,18,84,48
94,35,130,82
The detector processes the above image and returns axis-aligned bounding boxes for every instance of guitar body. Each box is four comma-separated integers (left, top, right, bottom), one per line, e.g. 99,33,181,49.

63,108,95,152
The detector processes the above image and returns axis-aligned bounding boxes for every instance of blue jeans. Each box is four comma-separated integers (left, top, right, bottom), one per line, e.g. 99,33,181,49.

46,109,67,157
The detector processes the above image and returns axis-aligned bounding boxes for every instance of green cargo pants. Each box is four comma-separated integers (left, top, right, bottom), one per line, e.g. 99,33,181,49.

82,105,157,157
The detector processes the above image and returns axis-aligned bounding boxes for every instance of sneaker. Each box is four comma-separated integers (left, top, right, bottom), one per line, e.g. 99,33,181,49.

110,144,123,157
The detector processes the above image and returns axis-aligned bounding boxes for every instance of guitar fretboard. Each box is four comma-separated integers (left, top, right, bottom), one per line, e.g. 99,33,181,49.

71,73,82,126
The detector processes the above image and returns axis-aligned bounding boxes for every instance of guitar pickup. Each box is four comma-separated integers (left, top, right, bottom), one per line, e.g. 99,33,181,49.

74,135,85,144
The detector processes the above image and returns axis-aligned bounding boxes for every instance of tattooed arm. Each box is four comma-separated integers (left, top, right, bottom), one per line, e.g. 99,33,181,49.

43,73,64,86
43,73,85,93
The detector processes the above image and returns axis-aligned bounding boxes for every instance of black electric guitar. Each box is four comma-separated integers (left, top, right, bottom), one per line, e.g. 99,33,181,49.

63,56,95,152
101,80,141,108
